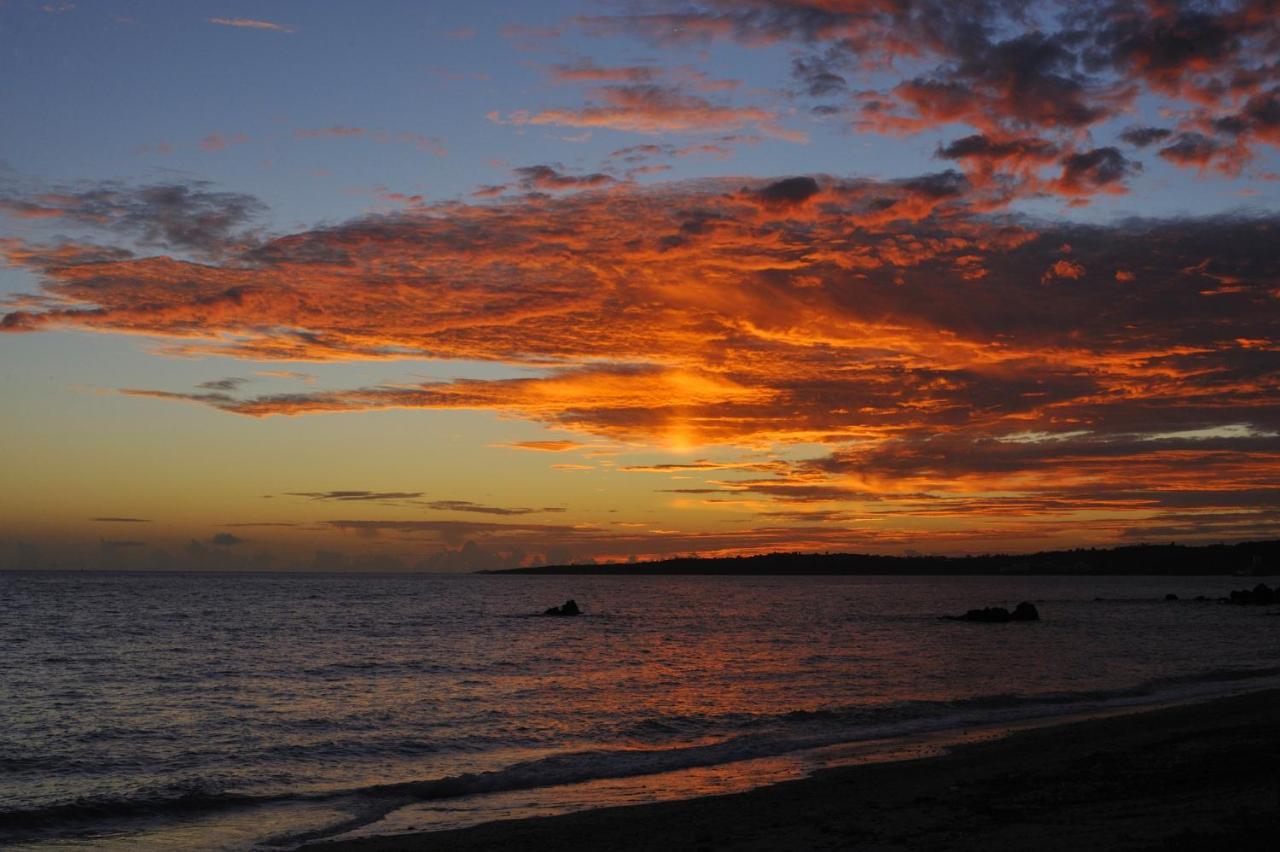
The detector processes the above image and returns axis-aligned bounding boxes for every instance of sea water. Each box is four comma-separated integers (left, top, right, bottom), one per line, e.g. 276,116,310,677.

2,571,1277,849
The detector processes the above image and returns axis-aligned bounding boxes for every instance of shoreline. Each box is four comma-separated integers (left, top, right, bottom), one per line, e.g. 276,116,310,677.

304,686,1280,851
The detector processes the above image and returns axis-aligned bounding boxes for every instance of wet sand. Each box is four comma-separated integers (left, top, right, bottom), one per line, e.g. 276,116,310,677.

306,689,1280,851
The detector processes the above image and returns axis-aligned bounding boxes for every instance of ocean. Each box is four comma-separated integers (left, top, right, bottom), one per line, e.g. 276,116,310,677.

2,571,1277,849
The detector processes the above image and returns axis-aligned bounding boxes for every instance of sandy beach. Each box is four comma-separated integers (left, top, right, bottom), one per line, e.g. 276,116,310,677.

306,688,1280,851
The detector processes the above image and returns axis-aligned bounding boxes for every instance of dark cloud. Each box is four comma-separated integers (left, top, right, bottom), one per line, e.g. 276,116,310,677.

286,490,425,502
1118,126,1173,147
280,490,563,515
1213,114,1251,137
122,389,239,407
1085,4,1257,94
0,181,264,257
1241,88,1280,135
1158,132,1226,167
421,500,567,516
92,516,151,523
791,54,847,97
197,377,249,393
513,165,615,192
478,164,621,197
958,31,1109,129
759,508,862,523
748,176,820,208
580,1,1280,177
210,533,246,546
1055,147,1140,194
937,134,1060,162
897,169,968,199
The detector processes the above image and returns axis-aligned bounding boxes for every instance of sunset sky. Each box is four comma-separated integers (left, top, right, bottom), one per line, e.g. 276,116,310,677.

2,0,1278,571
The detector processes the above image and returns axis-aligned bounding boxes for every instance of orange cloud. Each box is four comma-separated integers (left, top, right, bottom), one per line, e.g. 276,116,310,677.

4,174,1278,543
492,84,802,140
496,440,588,452
1042,260,1086,283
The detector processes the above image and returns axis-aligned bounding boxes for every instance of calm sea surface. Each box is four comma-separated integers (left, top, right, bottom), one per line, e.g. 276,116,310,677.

2,571,1277,849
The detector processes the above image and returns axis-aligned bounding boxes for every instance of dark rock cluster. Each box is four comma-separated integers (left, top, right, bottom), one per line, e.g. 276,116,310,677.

1226,583,1275,605
946,601,1040,623
542,599,582,616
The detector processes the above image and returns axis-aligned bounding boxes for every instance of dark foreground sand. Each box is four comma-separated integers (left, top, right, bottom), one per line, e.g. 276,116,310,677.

307,689,1280,851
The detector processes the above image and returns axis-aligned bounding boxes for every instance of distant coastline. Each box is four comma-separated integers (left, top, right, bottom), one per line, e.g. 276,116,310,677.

486,539,1279,576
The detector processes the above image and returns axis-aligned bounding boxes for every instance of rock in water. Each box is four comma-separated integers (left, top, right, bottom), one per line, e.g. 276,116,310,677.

1011,601,1040,621
946,602,1039,623
1227,584,1276,605
542,599,582,616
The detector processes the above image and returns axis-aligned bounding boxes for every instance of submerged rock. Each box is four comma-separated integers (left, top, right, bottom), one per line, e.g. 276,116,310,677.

1227,584,1276,605
946,601,1039,623
1011,601,1040,621
542,598,582,616
949,607,1011,623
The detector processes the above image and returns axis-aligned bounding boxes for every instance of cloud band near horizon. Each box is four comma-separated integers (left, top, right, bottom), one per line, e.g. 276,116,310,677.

2,171,1277,543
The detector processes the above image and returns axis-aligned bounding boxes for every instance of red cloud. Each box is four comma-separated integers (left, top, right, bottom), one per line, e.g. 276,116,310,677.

5,175,1278,543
